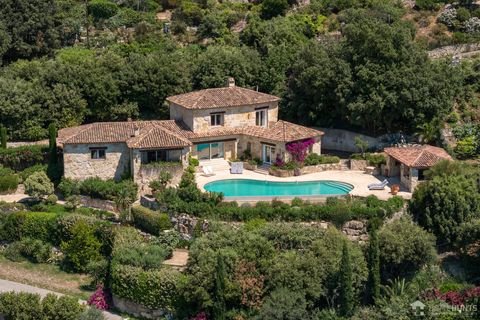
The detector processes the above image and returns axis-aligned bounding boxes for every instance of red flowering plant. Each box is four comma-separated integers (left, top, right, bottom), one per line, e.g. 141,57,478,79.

285,138,315,164
87,285,111,310
190,312,207,320
422,286,480,307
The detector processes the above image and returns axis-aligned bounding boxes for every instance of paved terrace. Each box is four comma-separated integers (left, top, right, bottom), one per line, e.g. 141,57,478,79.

196,169,411,202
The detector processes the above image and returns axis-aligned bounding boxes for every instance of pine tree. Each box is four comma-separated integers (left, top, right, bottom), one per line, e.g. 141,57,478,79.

339,242,354,317
212,253,227,320
0,126,7,149
47,123,59,181
367,229,381,305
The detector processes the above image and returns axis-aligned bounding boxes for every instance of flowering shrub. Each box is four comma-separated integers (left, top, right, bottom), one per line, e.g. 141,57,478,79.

191,312,208,320
438,8,457,28
464,17,480,34
87,285,111,310
423,286,480,306
285,138,315,163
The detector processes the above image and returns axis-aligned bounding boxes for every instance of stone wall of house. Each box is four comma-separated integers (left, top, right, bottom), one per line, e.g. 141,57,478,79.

237,135,286,162
63,143,130,181
190,102,278,132
169,103,194,130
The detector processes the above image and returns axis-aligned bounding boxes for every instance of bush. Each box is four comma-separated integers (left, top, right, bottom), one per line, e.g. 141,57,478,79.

80,177,138,201
111,264,183,310
87,285,111,311
78,307,106,320
22,211,58,243
189,157,200,167
45,194,58,205
378,217,437,279
19,164,47,182
304,153,340,166
0,292,84,320
4,238,52,263
88,0,119,20
42,294,85,320
61,220,103,272
113,244,170,270
24,172,54,199
0,145,47,171
454,136,478,159
0,173,19,194
132,206,172,235
58,178,81,198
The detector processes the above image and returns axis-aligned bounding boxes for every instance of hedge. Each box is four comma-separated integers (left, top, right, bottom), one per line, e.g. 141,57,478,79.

0,145,47,171
132,206,172,235
304,153,340,166
0,211,58,243
111,264,183,310
0,292,85,320
162,193,404,224
59,177,138,201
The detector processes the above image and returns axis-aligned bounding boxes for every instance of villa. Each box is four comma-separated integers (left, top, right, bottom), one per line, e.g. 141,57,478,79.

58,78,324,189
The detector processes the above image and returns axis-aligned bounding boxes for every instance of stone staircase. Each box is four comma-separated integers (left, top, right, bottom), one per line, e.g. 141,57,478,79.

199,159,231,172
340,159,350,171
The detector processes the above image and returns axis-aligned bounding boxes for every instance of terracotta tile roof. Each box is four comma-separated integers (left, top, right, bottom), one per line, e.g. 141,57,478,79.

384,145,452,168
166,86,280,109
58,119,323,148
58,121,191,149
126,123,192,149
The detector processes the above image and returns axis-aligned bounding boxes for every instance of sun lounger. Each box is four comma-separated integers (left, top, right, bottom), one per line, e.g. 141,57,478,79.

202,166,215,177
368,179,388,190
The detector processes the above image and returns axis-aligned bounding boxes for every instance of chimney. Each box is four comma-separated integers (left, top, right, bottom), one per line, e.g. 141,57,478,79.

226,77,235,88
132,125,140,137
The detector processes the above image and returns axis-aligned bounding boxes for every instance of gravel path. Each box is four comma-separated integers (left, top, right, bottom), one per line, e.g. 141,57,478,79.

0,279,123,320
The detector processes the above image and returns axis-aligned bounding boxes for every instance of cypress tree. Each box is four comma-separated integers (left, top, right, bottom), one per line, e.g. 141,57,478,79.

47,123,59,181
0,126,6,149
367,229,381,304
213,253,227,320
339,242,354,317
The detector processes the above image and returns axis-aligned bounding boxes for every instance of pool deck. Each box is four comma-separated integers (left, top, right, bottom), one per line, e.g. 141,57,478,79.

196,169,411,202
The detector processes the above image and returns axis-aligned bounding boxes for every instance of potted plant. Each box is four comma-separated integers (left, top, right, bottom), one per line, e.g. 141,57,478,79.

390,184,400,195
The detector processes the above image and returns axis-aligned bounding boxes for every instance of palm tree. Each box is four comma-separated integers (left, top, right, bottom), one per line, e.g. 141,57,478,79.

114,188,134,223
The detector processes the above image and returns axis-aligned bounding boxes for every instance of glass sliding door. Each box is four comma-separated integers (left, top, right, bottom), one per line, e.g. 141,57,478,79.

262,145,276,164
196,142,225,160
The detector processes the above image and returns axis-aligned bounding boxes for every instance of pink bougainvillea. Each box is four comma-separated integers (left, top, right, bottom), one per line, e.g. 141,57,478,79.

286,138,315,163
190,312,208,320
87,285,111,310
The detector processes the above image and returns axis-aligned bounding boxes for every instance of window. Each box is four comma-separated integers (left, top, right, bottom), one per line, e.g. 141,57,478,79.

210,113,223,126
90,148,106,160
195,142,224,160
141,150,169,164
256,109,267,126
418,169,425,181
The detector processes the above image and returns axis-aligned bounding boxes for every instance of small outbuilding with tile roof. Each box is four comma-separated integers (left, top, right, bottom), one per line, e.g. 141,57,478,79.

383,145,453,191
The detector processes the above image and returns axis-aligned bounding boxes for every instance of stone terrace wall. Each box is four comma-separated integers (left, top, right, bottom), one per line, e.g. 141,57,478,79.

428,42,480,59
319,128,379,153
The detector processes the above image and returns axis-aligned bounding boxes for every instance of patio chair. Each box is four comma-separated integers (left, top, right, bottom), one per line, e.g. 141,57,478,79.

202,166,215,177
368,179,388,190
230,162,243,174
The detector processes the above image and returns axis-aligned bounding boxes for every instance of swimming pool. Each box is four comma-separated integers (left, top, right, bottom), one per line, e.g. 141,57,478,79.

203,179,353,197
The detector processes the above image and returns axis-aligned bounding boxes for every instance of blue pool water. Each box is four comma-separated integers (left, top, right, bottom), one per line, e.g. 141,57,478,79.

204,179,353,197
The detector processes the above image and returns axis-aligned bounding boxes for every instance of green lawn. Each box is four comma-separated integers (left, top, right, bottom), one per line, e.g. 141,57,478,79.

0,255,93,300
